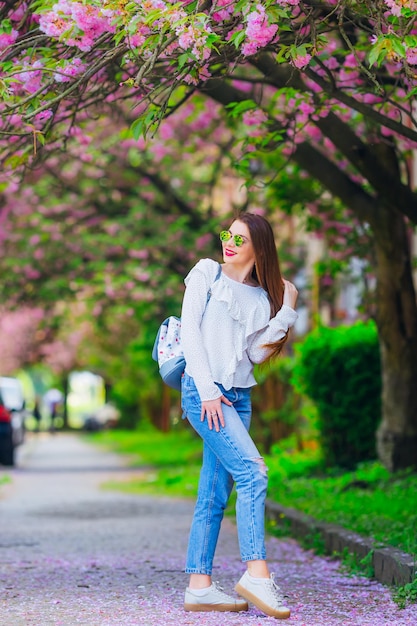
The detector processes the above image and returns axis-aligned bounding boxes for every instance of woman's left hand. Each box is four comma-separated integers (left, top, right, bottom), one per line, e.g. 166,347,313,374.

283,279,298,309
201,395,233,432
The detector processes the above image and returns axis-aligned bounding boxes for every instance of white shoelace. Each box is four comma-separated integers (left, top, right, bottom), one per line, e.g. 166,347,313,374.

212,581,231,598
265,573,286,606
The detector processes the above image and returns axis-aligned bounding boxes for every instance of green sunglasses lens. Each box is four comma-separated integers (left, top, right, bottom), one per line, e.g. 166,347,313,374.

219,231,244,246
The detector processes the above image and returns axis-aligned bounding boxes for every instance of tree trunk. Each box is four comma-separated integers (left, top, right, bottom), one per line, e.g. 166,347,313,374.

62,375,69,430
371,209,417,470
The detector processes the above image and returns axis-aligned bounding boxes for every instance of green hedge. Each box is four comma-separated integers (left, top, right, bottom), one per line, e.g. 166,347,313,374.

252,356,317,454
292,321,381,469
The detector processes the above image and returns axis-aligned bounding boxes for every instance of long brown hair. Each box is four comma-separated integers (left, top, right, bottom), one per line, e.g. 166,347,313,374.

236,212,288,360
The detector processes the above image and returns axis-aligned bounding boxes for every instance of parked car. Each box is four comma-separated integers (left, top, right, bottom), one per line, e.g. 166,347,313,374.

0,377,26,466
83,403,120,432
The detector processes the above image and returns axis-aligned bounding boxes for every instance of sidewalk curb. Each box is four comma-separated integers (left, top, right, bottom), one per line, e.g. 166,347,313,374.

265,500,416,587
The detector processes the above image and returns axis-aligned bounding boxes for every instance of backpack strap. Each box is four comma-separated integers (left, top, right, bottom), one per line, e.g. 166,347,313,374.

206,262,222,303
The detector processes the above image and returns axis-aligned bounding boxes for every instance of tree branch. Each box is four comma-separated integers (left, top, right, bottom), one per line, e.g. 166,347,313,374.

200,77,382,224
251,53,417,143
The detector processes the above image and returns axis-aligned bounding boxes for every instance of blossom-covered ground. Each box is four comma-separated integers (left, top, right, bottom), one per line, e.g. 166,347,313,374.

0,433,415,626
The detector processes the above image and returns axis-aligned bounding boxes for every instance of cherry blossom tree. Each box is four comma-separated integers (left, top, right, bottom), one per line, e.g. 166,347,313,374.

0,307,45,374
0,95,239,309
0,1,416,152
1,0,417,469
0,102,254,429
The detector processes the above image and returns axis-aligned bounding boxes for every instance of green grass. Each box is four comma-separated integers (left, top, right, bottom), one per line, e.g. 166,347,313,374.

87,427,417,556
89,425,203,497
90,425,202,468
393,576,417,609
267,460,417,556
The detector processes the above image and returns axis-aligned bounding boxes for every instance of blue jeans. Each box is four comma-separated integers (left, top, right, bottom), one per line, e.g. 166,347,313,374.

181,372,267,575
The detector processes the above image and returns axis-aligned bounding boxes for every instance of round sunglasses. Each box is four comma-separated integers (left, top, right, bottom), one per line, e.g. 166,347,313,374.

219,230,246,247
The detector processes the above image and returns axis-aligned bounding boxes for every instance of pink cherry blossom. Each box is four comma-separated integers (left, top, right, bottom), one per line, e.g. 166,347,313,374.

39,1,114,51
213,0,235,22
16,59,44,95
54,58,86,83
0,29,18,51
34,110,53,128
242,5,278,56
385,0,417,16
292,53,312,69
406,48,417,65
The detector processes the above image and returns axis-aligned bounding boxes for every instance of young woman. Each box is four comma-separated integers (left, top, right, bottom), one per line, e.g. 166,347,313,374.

180,212,298,619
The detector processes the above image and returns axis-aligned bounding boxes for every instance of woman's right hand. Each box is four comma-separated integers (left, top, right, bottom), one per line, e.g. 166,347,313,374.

283,279,298,309
201,395,232,432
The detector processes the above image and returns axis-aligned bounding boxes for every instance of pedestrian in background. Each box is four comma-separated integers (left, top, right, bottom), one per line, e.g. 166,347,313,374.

180,212,298,619
43,389,64,433
33,396,42,432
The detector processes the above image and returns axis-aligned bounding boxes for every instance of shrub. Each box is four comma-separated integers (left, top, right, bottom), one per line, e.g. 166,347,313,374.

292,321,381,468
252,356,315,453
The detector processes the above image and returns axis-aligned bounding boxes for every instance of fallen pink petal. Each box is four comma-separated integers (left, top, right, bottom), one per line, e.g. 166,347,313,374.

0,434,415,625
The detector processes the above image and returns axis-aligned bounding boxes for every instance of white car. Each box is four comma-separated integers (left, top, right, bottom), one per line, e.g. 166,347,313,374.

0,377,26,466
84,403,120,432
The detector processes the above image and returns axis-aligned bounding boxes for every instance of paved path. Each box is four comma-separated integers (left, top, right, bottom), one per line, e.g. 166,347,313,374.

0,433,415,626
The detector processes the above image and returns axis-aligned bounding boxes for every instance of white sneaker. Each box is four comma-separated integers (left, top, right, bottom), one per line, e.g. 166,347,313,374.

184,581,249,612
235,571,290,619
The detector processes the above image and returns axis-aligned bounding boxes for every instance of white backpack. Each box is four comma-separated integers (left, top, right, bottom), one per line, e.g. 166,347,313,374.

152,264,221,390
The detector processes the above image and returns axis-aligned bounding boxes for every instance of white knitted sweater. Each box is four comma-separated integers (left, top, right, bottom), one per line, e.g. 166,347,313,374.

181,258,298,401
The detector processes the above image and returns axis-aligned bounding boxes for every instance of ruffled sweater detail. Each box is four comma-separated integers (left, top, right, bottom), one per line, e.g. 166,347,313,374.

181,258,298,401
